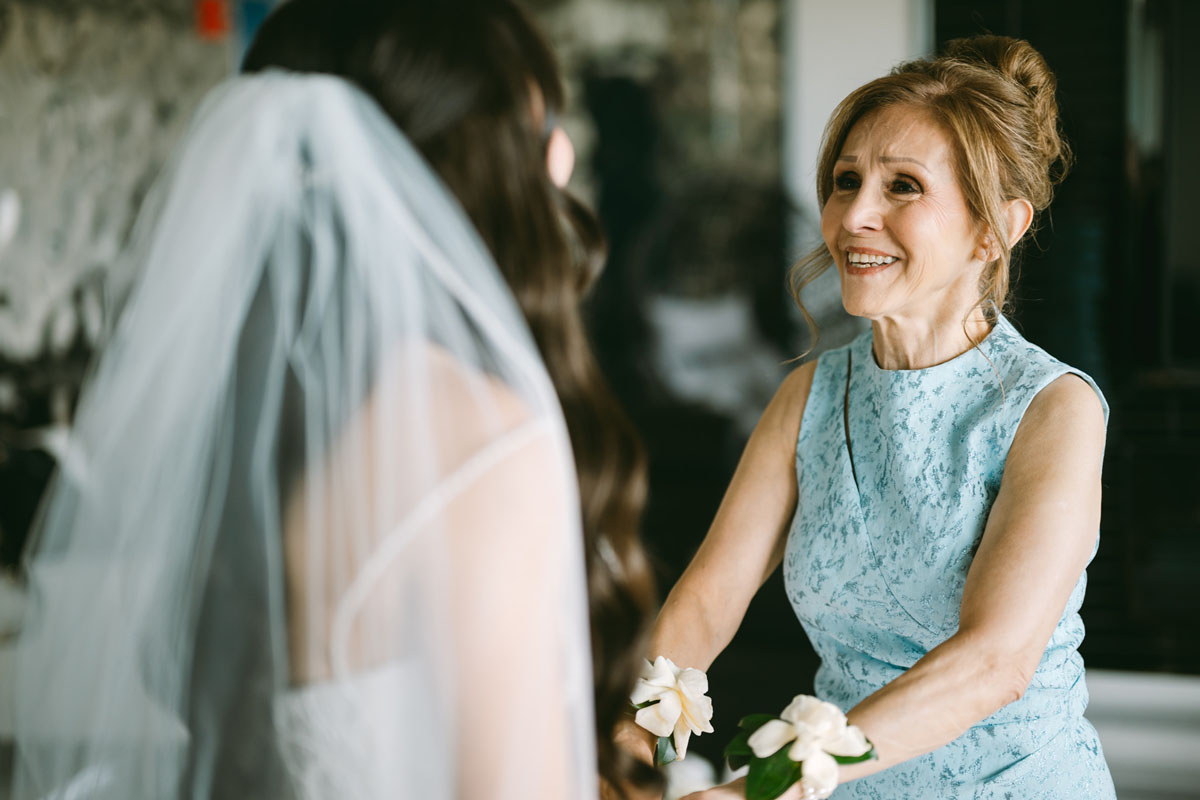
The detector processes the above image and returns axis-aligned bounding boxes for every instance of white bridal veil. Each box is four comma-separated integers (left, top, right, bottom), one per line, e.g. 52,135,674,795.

11,72,597,799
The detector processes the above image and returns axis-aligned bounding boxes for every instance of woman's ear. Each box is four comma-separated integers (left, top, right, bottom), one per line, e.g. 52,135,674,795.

546,127,575,188
977,199,1035,262
1002,198,1035,249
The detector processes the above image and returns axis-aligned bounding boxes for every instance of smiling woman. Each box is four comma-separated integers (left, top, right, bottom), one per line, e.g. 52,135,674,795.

624,35,1116,800
820,103,1034,367
794,35,1069,362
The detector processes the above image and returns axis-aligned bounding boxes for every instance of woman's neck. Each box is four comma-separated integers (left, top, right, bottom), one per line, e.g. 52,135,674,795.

869,309,993,370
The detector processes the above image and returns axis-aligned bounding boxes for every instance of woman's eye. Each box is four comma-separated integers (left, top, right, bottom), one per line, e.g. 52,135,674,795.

891,177,921,194
833,173,860,191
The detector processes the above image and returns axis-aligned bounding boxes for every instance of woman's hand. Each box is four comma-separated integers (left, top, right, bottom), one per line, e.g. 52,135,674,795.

602,716,664,800
613,715,658,767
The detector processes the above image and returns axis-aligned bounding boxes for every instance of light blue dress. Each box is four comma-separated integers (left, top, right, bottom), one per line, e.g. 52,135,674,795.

783,317,1116,799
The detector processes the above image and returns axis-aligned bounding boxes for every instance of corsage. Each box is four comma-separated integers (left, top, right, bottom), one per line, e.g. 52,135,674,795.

724,695,875,800
629,656,714,765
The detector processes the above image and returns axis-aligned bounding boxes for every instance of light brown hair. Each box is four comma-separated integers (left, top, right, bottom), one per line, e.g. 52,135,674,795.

791,35,1072,346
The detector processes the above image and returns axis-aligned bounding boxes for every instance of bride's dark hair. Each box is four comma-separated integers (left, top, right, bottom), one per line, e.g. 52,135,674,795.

244,0,658,792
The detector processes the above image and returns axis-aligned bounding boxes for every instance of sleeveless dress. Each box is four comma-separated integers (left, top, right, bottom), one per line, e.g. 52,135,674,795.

783,317,1116,799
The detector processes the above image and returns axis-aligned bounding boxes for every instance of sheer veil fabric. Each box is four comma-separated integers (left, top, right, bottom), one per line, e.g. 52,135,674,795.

12,72,597,799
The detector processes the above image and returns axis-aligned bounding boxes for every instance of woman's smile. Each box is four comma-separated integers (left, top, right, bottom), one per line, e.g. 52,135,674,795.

844,246,900,275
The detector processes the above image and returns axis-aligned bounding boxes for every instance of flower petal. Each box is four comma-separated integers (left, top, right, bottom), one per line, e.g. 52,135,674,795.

787,729,819,762
780,695,819,724
747,719,798,759
643,656,680,689
676,667,710,697
673,723,693,760
676,689,713,734
798,749,839,794
824,724,871,757
635,692,682,738
781,695,844,739
630,682,666,706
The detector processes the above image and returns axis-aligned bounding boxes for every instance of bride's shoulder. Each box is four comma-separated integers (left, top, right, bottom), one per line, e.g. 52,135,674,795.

373,340,544,453
418,341,537,426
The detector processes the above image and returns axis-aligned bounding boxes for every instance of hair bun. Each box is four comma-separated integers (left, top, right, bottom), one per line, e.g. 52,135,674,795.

944,36,1047,95
944,35,1069,185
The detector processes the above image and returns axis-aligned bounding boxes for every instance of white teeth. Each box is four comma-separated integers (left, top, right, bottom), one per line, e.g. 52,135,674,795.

846,252,897,265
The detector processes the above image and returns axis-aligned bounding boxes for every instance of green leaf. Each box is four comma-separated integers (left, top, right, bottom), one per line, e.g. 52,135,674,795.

630,700,656,710
833,744,876,765
727,752,752,772
724,729,754,771
726,714,784,772
745,748,804,800
655,735,678,766
737,714,778,733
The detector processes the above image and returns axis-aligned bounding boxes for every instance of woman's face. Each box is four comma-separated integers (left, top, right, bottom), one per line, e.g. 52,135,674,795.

821,104,986,324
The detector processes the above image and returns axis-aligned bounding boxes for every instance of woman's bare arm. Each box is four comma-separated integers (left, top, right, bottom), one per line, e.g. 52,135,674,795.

618,362,817,770
652,361,817,669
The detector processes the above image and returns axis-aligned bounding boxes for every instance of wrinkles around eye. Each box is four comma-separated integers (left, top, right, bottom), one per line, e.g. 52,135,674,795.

833,174,923,199
891,179,922,195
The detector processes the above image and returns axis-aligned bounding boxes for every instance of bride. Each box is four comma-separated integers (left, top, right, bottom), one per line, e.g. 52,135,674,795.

10,1,656,798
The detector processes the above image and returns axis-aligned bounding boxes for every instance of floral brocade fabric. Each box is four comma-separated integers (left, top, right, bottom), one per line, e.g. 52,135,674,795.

783,317,1116,799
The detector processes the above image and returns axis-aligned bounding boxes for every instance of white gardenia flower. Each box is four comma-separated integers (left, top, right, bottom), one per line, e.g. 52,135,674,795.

746,695,871,794
631,656,714,759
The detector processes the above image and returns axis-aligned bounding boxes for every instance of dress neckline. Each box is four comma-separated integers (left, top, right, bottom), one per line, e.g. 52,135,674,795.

856,316,1013,378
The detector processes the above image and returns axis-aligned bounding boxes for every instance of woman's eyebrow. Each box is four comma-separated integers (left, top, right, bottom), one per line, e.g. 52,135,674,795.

836,154,928,168
881,155,928,168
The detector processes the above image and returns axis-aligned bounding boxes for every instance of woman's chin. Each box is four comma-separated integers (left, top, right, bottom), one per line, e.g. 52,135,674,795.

838,272,896,319
840,294,886,320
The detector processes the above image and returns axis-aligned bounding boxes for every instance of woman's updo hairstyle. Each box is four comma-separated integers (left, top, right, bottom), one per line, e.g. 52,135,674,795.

791,35,1071,342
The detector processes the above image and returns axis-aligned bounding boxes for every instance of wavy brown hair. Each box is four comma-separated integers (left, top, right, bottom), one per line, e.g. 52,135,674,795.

791,35,1072,347
243,0,658,793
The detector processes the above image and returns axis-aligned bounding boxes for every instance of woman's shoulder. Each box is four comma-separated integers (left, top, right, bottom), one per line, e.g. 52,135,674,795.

989,317,1080,380
1023,372,1107,430
782,333,864,397
750,358,817,454
778,358,819,407
988,317,1109,428
765,333,869,440
767,336,859,438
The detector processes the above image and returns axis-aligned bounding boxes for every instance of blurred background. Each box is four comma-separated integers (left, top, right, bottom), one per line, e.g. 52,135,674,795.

0,1,1196,797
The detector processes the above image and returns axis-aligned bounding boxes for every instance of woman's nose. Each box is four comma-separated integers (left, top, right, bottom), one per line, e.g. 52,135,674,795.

841,184,885,232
